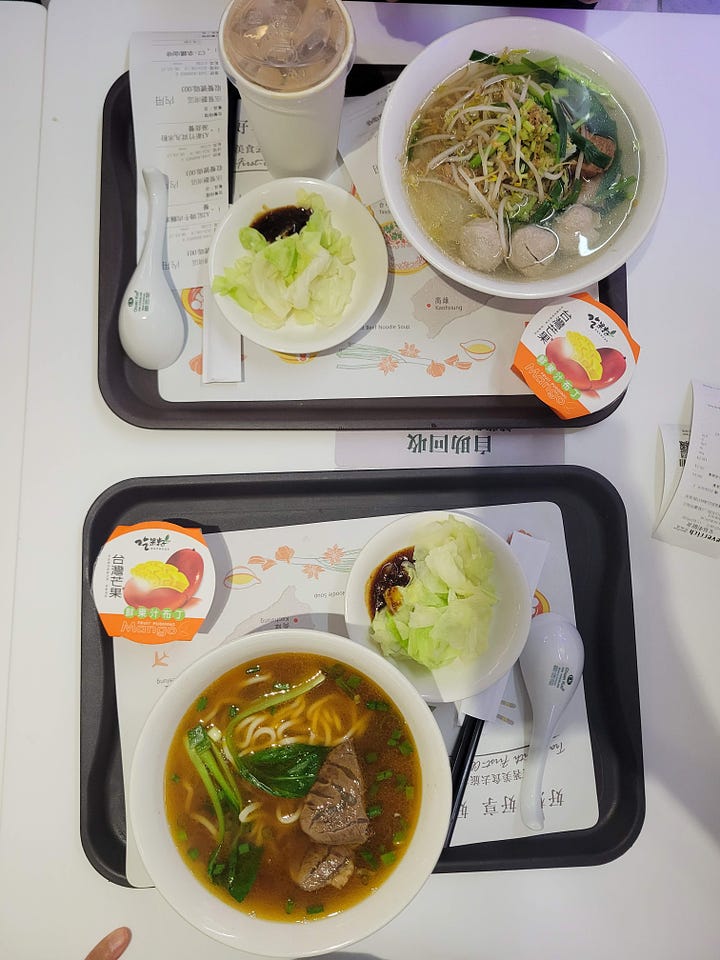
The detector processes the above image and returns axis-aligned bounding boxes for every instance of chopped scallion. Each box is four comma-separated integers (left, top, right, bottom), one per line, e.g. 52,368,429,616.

360,849,378,869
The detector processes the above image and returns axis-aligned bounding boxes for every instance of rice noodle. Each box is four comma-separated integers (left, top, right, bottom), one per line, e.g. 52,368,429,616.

238,802,261,824
276,804,302,825
190,812,218,839
202,697,240,723
238,671,271,688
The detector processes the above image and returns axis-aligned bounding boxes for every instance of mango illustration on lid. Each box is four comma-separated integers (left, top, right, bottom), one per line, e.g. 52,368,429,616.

91,521,215,644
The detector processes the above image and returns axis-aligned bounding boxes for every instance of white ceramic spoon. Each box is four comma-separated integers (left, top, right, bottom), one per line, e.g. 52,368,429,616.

118,167,185,369
518,613,585,831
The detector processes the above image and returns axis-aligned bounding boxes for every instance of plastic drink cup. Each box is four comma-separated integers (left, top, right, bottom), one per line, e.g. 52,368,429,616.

218,0,355,179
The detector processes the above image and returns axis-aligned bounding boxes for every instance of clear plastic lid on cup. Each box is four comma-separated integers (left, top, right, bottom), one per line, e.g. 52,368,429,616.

221,0,350,93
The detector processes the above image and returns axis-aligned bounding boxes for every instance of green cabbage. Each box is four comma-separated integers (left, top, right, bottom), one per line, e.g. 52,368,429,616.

370,516,497,670
212,190,355,329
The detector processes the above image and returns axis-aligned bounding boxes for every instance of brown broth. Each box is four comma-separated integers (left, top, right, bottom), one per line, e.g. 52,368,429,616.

164,652,421,922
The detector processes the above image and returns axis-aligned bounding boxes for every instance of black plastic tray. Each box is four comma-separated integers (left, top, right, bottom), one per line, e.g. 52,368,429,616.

98,66,629,431
80,466,644,885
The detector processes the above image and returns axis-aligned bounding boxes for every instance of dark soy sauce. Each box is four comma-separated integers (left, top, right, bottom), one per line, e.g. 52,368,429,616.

367,548,415,617
251,205,312,242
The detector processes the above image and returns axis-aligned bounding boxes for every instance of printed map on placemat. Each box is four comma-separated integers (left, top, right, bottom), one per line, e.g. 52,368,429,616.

158,84,589,403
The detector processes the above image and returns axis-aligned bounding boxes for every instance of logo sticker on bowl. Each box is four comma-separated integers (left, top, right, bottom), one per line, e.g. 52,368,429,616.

511,293,640,420
91,521,215,644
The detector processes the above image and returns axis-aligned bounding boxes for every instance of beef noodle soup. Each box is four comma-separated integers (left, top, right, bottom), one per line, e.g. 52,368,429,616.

165,652,421,922
403,48,639,281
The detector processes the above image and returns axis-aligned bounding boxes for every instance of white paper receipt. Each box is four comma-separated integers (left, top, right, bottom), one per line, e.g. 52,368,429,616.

654,381,720,558
129,32,229,289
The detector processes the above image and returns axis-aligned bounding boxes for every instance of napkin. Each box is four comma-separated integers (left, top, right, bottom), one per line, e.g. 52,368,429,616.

201,286,245,384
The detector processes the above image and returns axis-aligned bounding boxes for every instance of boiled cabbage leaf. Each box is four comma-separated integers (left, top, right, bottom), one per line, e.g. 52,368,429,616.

369,516,497,670
212,190,355,329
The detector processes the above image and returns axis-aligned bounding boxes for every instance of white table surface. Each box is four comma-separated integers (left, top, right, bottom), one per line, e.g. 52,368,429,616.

0,0,46,797
1,3,720,959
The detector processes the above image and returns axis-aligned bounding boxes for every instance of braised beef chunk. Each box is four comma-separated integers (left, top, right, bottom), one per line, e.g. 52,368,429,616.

292,843,355,892
299,739,369,845
581,131,617,177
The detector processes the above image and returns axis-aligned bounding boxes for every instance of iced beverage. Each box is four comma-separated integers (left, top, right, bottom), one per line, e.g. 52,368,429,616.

219,0,355,178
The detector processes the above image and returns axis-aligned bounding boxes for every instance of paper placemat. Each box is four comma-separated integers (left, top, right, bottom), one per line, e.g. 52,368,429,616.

156,79,601,404
112,502,598,886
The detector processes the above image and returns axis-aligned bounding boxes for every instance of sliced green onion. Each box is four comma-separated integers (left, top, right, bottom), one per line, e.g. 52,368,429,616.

360,850,378,869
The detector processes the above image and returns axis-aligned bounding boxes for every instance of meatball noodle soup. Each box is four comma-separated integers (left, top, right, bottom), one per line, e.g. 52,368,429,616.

403,49,639,281
165,653,421,922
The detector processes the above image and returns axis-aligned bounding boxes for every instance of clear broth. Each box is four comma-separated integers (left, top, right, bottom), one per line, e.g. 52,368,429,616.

403,53,640,281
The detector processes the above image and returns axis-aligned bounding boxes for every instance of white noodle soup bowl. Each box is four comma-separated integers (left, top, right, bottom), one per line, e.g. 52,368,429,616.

378,16,667,299
130,628,451,957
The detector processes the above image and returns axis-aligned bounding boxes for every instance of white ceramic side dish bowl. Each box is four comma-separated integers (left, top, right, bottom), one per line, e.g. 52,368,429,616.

344,511,532,702
130,628,451,957
378,16,667,300
209,178,388,354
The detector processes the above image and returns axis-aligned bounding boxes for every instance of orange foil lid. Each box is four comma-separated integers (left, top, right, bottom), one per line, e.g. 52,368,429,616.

91,521,215,644
512,293,640,420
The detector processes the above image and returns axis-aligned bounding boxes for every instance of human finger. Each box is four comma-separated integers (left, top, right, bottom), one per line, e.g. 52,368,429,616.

83,927,132,960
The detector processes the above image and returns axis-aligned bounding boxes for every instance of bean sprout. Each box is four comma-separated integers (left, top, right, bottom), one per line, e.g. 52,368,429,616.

406,56,584,221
